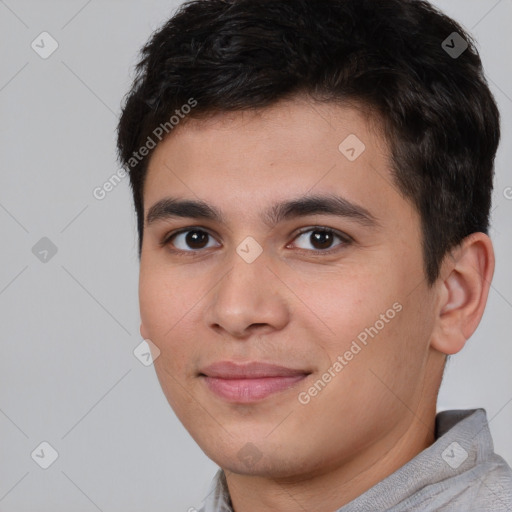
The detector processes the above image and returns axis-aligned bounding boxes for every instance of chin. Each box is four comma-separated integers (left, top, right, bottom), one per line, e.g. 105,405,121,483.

199,435,315,479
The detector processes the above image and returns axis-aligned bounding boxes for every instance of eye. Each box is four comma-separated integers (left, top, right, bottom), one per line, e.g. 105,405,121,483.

162,228,220,253
161,225,351,257
289,227,350,254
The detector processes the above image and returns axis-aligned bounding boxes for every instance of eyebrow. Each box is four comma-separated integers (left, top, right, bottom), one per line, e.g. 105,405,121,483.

146,194,379,229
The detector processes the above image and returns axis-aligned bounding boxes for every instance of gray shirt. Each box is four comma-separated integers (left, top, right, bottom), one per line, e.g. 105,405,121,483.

198,409,512,511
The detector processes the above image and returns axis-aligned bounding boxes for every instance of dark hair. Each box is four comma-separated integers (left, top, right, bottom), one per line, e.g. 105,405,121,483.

117,0,500,284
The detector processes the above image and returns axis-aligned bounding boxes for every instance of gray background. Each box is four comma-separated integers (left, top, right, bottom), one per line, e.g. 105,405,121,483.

0,0,511,510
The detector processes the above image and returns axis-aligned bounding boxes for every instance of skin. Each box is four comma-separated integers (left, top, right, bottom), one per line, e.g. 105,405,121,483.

138,96,494,512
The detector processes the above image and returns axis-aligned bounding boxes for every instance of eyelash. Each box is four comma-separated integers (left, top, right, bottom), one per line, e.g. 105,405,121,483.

159,226,352,257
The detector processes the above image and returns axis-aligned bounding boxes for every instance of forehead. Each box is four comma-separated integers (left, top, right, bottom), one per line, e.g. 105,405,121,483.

143,98,405,227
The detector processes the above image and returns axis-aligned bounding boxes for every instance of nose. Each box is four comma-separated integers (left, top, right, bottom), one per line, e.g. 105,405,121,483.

203,248,290,339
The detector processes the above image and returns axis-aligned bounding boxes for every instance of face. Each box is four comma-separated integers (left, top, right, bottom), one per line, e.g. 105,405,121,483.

139,98,440,478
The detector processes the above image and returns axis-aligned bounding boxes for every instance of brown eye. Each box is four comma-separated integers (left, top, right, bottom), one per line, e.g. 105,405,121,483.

183,230,209,249
165,229,220,252
310,230,335,249
291,227,349,253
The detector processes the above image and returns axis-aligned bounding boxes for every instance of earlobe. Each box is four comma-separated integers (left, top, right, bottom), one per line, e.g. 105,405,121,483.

430,233,495,356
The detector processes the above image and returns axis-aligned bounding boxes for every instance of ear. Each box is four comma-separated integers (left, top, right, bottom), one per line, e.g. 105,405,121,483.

430,232,495,355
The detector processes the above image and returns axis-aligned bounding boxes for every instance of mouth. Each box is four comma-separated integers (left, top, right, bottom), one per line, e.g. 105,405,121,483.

198,361,311,403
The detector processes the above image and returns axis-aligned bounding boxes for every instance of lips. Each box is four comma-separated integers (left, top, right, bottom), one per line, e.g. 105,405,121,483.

199,361,311,402
200,361,310,379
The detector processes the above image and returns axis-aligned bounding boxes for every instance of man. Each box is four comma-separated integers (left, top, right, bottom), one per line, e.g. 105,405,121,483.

117,0,512,510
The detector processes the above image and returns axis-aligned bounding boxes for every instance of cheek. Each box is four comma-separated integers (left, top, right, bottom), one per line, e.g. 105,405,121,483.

139,269,196,404
139,263,214,381
139,268,169,338
306,270,393,342
307,265,425,382
139,263,196,339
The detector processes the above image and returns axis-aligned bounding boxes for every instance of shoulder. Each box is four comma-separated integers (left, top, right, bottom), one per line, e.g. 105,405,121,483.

428,455,512,512
471,457,512,511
